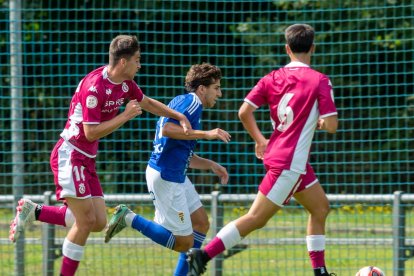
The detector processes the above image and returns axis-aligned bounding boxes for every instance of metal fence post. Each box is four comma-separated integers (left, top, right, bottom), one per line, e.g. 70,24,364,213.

210,191,223,276
42,191,56,276
393,191,414,276
393,191,404,276
10,0,24,274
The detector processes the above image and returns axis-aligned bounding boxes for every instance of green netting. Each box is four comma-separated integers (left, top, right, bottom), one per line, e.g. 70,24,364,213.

1,0,413,275
1,1,413,195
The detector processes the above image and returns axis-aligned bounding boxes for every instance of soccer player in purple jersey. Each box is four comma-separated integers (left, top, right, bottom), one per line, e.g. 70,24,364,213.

187,24,338,276
9,35,191,276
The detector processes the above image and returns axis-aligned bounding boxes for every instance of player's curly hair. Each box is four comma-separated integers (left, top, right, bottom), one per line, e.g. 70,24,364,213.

109,35,140,66
185,63,222,92
285,24,314,54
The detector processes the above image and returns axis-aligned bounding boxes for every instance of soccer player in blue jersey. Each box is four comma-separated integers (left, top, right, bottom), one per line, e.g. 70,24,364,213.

105,63,231,276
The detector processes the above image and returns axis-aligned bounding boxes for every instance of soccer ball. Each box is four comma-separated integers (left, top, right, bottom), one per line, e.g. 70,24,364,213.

355,266,385,276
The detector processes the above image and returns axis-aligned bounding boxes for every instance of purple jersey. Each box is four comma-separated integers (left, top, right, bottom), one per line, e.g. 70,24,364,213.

245,62,337,173
60,66,144,157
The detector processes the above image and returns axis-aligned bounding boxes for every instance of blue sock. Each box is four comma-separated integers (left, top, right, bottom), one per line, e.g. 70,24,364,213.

174,231,206,276
131,215,176,249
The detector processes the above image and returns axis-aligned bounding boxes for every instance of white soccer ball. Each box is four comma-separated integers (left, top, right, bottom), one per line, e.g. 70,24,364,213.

355,266,385,276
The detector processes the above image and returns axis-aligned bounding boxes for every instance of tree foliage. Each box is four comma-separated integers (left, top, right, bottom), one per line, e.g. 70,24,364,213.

1,0,412,195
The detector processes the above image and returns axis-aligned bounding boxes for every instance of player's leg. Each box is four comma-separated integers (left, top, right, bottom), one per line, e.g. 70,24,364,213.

28,196,104,231
205,168,298,257
36,204,75,227
9,198,37,242
57,144,105,276
11,168,105,240
105,166,192,252
294,183,331,276
9,140,74,242
187,192,280,276
33,155,106,232
61,197,97,276
293,164,332,276
86,165,107,232
170,178,205,252
90,197,107,232
294,182,329,233
187,168,299,275
105,203,180,249
174,178,208,276
207,191,280,256
9,199,75,243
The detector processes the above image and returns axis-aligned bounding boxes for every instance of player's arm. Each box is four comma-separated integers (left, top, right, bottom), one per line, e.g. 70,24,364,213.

317,76,338,134
317,115,338,134
84,99,142,142
238,101,268,160
139,96,191,134
189,154,228,185
162,122,231,143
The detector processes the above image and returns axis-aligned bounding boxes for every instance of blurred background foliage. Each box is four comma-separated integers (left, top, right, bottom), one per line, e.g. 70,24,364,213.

0,0,413,195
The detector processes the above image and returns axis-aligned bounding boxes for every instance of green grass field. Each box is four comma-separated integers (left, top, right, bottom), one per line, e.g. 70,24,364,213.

1,204,413,275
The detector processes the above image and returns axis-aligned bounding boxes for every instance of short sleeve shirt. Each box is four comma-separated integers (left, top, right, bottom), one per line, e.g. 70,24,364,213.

60,66,144,157
148,93,202,183
244,61,337,173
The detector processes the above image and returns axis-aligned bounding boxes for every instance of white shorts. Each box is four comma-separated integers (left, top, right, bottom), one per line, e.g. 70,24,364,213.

146,166,203,236
50,139,103,201
260,164,318,207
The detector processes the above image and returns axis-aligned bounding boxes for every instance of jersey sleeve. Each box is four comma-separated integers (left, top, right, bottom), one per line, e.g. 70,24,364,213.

129,81,145,102
244,76,269,108
318,75,338,118
165,95,200,127
78,78,105,124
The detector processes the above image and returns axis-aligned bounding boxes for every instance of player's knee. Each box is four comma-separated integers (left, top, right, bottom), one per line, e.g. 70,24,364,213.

200,221,210,234
193,220,210,234
76,212,97,232
246,213,267,230
91,217,107,232
311,204,330,221
320,204,331,218
174,236,194,252
174,242,192,252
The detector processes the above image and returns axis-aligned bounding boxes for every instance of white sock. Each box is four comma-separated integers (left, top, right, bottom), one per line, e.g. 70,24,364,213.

62,238,84,261
125,212,135,227
306,235,325,251
217,221,242,250
65,208,75,227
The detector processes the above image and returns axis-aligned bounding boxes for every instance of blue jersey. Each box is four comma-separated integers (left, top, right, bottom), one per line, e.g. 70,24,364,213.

148,93,202,183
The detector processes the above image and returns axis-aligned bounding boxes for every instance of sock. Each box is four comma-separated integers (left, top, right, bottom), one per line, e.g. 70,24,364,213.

131,214,176,249
61,238,84,276
61,256,80,276
310,251,326,268
205,221,241,259
204,237,225,259
37,205,74,227
306,235,326,269
174,231,206,276
125,212,135,227
34,204,42,220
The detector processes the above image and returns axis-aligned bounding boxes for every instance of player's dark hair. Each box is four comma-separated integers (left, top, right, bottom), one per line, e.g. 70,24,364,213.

109,35,140,66
185,63,222,92
285,24,314,53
